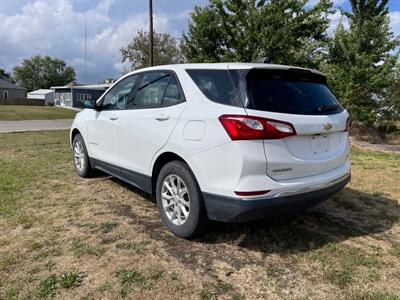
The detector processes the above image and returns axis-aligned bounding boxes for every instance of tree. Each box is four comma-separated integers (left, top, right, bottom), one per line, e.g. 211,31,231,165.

120,30,184,70
325,0,399,124
181,0,333,68
0,68,14,83
13,56,75,92
382,64,400,128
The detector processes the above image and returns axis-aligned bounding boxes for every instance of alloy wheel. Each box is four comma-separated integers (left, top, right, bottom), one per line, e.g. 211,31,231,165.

74,141,85,172
161,174,190,225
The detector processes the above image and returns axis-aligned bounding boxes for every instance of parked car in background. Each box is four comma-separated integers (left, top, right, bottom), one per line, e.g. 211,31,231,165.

70,63,351,238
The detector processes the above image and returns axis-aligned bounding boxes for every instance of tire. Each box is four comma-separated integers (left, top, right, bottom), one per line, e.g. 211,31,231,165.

156,161,208,238
72,134,94,178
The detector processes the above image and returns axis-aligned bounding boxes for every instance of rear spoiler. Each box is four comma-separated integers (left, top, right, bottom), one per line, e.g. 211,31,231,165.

251,57,326,78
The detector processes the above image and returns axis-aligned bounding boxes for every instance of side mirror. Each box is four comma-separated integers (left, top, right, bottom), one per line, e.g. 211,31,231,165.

83,100,96,109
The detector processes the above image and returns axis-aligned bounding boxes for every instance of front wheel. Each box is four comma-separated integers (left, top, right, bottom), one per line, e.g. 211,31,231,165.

156,161,208,238
72,134,94,178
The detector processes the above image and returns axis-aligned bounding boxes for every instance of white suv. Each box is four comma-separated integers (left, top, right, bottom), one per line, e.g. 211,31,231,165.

70,63,351,238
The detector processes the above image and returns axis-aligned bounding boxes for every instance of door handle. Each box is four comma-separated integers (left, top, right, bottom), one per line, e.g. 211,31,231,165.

109,116,118,121
155,113,169,121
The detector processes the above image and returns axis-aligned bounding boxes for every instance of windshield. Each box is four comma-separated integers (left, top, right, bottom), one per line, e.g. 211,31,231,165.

230,69,343,115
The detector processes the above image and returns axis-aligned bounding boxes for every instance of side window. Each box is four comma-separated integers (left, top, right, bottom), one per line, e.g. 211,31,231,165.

162,76,184,106
102,75,139,110
133,71,171,108
186,69,242,107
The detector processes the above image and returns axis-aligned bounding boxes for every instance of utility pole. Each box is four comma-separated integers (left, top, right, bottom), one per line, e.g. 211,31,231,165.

149,0,154,67
84,15,87,83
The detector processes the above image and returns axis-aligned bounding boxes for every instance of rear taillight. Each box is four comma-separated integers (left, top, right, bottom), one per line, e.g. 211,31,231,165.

219,115,296,140
345,116,352,132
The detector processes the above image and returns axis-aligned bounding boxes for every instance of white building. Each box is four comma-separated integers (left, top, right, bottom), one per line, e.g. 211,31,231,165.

27,89,55,105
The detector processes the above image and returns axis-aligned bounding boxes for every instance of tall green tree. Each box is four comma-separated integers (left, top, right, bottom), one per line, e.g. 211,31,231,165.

181,0,333,68
13,56,75,92
120,30,184,70
325,0,399,124
382,63,400,128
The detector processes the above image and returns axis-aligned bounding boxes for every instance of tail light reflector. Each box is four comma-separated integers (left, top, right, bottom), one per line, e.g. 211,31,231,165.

234,190,271,196
219,115,296,140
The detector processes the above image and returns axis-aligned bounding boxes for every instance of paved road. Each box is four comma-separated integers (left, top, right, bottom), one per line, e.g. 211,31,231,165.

0,119,73,133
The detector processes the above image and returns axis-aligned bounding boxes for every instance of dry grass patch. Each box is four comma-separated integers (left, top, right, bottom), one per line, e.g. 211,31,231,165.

0,131,399,299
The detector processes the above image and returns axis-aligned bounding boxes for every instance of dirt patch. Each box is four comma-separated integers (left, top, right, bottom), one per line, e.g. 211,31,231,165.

351,137,400,153
350,122,400,153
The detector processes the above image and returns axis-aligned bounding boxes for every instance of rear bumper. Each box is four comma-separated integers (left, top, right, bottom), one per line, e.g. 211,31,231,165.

202,174,350,222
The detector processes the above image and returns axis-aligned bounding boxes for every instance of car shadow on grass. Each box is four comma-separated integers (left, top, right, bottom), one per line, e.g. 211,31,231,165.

197,187,399,255
107,174,399,258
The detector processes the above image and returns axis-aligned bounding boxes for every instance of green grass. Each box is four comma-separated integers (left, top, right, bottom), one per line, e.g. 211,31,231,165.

37,275,57,298
350,148,400,202
100,221,119,234
115,240,150,253
98,281,113,292
0,130,399,299
59,270,86,288
0,130,69,220
71,237,105,258
36,270,85,298
0,105,78,121
115,267,150,297
309,243,382,289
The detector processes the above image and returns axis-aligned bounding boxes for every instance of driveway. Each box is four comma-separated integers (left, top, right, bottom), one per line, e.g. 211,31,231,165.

0,119,73,133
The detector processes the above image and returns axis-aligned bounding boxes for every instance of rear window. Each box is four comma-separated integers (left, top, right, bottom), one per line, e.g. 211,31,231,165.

232,69,343,115
186,69,242,107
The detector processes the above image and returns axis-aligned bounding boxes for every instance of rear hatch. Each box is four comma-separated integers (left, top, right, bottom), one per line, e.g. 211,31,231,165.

230,67,349,181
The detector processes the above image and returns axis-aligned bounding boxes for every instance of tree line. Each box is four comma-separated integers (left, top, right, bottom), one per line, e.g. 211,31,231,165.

123,0,400,130
3,0,399,130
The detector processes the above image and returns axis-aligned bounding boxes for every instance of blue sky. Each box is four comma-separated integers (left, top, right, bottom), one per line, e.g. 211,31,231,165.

0,0,399,84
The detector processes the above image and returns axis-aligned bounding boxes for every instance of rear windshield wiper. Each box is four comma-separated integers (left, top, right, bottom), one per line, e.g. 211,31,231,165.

316,104,340,113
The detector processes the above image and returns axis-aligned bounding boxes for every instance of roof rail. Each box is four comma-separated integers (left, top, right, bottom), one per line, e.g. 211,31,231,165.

253,57,268,63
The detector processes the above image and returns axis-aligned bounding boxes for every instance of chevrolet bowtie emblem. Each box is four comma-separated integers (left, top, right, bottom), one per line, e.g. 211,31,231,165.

323,123,333,131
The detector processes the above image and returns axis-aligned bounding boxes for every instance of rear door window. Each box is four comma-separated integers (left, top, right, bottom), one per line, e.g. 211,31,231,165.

232,69,343,115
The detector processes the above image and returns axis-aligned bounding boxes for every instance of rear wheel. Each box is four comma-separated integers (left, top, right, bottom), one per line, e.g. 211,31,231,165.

72,134,94,178
156,161,208,238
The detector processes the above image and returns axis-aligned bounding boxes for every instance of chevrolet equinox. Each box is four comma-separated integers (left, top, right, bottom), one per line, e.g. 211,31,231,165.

70,63,351,238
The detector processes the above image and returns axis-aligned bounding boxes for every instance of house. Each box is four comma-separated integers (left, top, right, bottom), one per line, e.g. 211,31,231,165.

0,78,26,100
27,89,55,105
51,81,111,108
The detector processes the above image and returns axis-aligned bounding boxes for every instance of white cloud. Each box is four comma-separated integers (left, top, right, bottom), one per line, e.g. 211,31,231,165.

390,11,400,37
308,0,347,7
0,0,181,83
332,0,347,5
2,0,396,84
327,9,400,38
327,10,349,35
